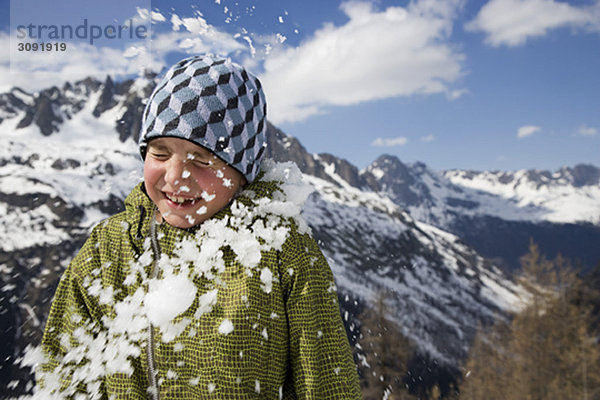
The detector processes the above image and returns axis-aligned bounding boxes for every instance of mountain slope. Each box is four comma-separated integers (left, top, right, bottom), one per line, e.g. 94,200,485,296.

302,174,521,363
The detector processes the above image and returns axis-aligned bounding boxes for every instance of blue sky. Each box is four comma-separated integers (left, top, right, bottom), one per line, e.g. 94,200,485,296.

1,0,599,172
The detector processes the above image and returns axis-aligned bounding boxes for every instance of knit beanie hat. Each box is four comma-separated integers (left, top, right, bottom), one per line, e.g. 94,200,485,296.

139,55,267,183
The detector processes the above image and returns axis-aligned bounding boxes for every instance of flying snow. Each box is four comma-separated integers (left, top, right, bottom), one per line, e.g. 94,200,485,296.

144,274,197,328
23,160,315,397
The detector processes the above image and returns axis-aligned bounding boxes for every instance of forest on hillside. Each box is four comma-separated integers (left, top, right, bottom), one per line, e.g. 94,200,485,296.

356,243,600,400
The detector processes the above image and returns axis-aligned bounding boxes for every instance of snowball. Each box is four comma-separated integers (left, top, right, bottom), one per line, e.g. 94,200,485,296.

160,318,192,342
229,230,262,268
98,286,114,304
194,289,218,318
144,274,197,328
111,288,147,339
260,268,273,294
137,248,153,268
218,318,234,335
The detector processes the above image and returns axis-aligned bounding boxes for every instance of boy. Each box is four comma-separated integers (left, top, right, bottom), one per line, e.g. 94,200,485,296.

34,55,362,399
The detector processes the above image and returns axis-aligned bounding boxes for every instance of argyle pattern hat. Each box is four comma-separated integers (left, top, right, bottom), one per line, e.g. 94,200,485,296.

139,55,267,183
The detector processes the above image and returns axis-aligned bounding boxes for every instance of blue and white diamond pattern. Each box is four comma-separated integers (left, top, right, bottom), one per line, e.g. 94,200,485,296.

140,55,267,182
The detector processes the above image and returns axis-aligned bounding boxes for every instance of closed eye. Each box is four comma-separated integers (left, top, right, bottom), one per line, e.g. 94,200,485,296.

149,152,169,159
186,153,214,167
193,159,213,167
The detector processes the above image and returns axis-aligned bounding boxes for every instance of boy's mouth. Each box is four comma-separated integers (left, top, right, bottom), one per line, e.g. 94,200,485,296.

164,192,199,205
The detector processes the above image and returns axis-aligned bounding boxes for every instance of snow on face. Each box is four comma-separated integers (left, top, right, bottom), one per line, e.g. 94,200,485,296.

196,206,208,215
143,137,245,229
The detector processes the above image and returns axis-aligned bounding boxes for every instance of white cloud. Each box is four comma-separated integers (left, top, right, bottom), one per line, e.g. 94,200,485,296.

260,0,466,124
0,32,159,92
134,7,167,23
517,125,541,138
1,1,468,126
0,12,247,93
421,135,435,142
466,0,599,47
371,137,408,147
447,88,469,100
579,124,598,136
1,6,162,89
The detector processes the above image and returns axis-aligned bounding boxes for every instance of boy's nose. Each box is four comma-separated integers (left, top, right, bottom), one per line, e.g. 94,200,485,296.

164,158,189,188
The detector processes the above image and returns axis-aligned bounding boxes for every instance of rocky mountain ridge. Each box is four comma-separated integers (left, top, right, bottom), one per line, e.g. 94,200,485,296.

265,125,600,271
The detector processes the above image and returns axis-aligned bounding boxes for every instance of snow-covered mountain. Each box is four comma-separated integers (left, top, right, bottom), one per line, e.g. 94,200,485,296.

364,156,600,226
358,156,600,271
444,166,600,224
0,74,595,395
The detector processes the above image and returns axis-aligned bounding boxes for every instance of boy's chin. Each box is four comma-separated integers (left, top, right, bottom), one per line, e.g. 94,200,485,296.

158,209,207,229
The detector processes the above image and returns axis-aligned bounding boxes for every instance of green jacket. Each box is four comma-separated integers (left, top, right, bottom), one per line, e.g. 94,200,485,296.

38,171,362,399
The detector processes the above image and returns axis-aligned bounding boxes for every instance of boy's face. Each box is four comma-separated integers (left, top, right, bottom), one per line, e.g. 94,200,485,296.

143,137,246,229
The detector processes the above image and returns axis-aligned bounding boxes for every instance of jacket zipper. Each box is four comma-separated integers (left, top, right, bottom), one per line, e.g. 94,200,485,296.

147,208,160,400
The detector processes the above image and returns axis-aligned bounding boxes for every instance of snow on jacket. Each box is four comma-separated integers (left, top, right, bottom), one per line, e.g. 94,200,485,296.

35,161,362,399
